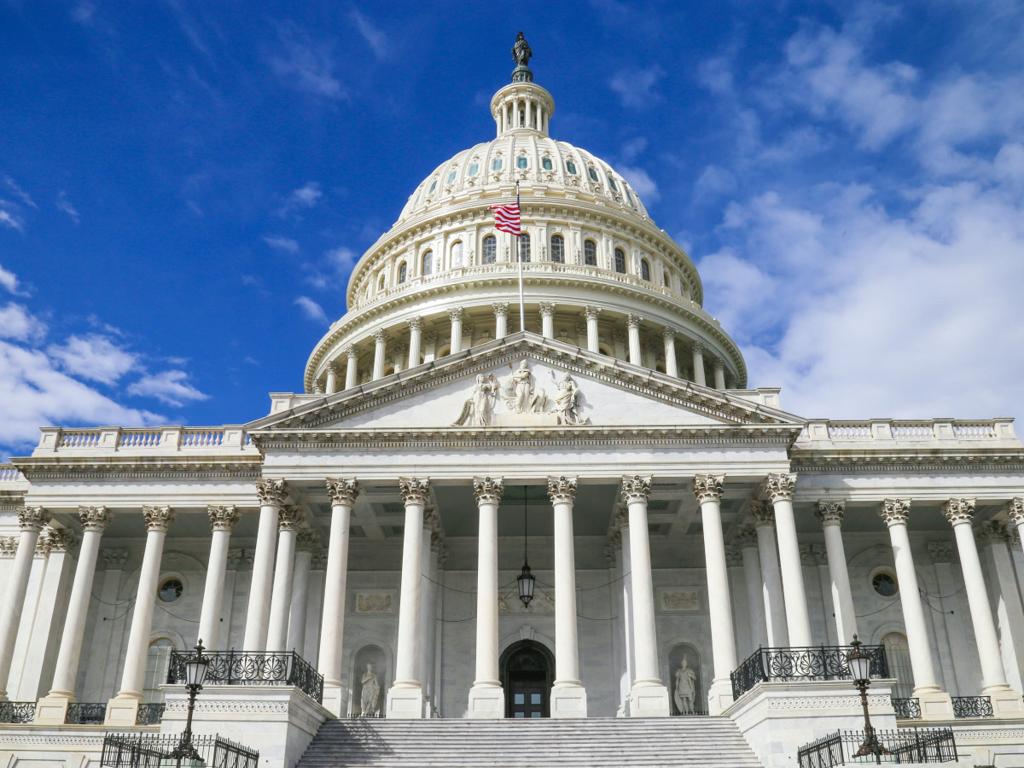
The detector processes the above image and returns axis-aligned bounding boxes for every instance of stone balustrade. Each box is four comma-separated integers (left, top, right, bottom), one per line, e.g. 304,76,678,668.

797,418,1016,446
32,426,257,457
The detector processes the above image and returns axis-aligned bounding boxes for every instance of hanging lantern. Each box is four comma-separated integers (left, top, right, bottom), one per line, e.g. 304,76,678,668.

518,486,535,607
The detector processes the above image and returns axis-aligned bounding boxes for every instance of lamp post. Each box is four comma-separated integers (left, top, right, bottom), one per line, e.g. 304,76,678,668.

169,639,210,763
847,635,887,763
517,486,535,608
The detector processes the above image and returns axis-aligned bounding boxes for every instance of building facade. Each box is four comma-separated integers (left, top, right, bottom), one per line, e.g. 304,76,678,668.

2,37,1024,767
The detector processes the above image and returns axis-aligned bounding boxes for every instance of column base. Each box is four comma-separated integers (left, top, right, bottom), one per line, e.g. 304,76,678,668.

386,683,424,719
321,682,346,718
985,685,1024,717
706,677,735,716
628,680,670,717
914,687,954,721
550,682,588,718
467,682,505,719
34,693,72,725
104,692,141,726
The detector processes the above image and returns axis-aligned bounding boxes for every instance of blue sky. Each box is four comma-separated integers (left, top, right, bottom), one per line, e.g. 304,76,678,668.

2,1,1023,457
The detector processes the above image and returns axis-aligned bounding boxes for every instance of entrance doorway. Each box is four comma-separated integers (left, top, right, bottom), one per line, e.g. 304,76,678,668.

500,640,554,718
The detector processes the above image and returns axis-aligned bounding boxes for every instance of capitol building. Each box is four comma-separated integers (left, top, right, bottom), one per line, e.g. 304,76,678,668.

2,36,1024,768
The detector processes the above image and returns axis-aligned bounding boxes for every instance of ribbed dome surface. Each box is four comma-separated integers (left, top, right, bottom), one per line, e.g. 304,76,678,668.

397,136,651,223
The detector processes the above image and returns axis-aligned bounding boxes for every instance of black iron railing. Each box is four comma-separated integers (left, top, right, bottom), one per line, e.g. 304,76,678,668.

101,732,258,768
66,702,107,724
730,645,889,700
891,696,921,719
167,649,324,704
798,728,958,767
135,702,165,725
0,701,36,723
951,695,993,718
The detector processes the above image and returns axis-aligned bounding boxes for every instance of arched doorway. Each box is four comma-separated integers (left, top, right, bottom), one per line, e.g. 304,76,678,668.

500,640,554,718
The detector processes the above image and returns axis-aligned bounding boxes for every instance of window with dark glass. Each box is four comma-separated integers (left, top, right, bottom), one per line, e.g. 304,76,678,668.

517,155,528,170
397,262,407,283
483,235,497,264
491,157,503,171
614,248,626,273
541,157,553,171
566,160,578,175
550,234,564,263
584,239,597,266
587,166,599,182
422,250,433,275
519,233,531,262
640,258,651,281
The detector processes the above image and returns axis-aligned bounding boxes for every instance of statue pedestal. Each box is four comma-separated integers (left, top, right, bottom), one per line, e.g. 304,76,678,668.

386,683,424,719
467,682,505,719
629,681,670,717
550,683,587,718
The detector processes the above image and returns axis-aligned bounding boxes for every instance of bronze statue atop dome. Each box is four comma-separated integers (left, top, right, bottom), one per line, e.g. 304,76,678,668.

511,32,533,83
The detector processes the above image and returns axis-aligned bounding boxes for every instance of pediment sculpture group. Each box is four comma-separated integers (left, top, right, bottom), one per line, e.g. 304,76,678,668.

453,360,589,427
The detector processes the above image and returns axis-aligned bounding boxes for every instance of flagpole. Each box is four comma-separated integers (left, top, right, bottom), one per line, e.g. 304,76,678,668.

515,181,525,333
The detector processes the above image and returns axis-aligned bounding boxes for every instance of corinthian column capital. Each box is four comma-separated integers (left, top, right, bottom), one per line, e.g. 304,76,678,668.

763,473,797,502
626,313,643,329
584,305,601,321
399,477,431,505
539,302,555,317
447,307,464,323
208,505,240,532
880,498,911,527
407,316,423,331
18,506,50,532
492,302,509,317
473,476,504,505
620,475,652,504
142,505,174,533
693,474,725,504
277,505,303,531
749,499,774,526
1005,497,1024,526
79,505,112,532
325,477,360,506
256,479,288,507
547,475,577,504
943,497,976,526
816,500,845,526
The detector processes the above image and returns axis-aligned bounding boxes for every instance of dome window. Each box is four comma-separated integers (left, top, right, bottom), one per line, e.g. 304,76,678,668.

518,233,531,263
482,235,497,264
397,262,408,284
566,160,578,175
422,250,434,276
587,166,599,182
450,240,463,269
614,248,626,274
446,170,458,184
468,161,480,177
640,258,651,281
428,178,438,194
516,155,529,170
491,157,504,171
662,271,670,288
550,234,564,263
541,157,553,171
584,239,597,266
624,186,635,206
378,272,387,290
607,174,619,192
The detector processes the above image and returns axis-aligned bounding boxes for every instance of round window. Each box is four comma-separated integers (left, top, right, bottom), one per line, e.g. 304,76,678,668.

871,570,898,597
158,577,183,603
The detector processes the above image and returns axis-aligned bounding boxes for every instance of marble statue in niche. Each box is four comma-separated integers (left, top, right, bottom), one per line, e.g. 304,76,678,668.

673,656,697,715
360,662,380,717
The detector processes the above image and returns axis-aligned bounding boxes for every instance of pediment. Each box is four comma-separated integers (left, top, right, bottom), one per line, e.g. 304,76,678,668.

248,334,804,434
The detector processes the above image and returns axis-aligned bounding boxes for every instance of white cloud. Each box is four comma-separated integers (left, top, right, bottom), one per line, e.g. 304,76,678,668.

56,191,80,224
0,341,162,452
0,264,19,294
0,303,47,342
47,334,138,385
620,137,648,162
269,24,346,100
694,165,737,199
127,370,208,406
263,235,300,254
609,65,664,109
697,56,734,96
4,177,36,209
277,182,322,217
294,295,327,323
0,205,24,232
349,8,388,59
618,166,659,203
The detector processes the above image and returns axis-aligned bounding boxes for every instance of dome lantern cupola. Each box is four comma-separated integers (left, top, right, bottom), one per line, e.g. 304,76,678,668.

490,32,554,138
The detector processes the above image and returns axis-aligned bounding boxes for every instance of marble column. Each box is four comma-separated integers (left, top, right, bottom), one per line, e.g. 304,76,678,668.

243,479,286,650
539,303,555,339
106,506,173,726
613,515,635,715
287,530,316,655
662,329,678,378
0,506,49,700
879,499,954,719
626,314,643,366
1008,498,1024,555
763,473,812,647
387,478,430,718
817,501,858,644
584,307,601,353
319,478,358,715
344,346,358,389
408,317,422,368
713,360,726,389
36,507,111,723
976,521,1024,692
197,505,239,650
449,308,464,354
419,517,440,716
325,364,338,395
694,474,736,714
735,525,768,652
621,475,670,716
547,476,588,717
751,501,789,647
266,505,304,653
493,303,509,339
468,477,504,718
372,330,387,379
944,498,1021,716
691,342,706,386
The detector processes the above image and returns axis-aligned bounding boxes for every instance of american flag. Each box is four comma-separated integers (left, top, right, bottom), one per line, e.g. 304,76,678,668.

490,202,521,236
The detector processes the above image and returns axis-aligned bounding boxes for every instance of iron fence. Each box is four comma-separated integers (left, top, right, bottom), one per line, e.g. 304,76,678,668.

797,728,958,767
0,701,36,723
136,702,165,725
731,645,889,700
167,649,323,704
100,732,258,768
891,697,921,720
951,696,993,718
66,702,107,724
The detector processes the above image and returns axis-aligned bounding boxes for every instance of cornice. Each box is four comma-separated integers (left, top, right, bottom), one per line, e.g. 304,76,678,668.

791,450,1024,473
11,455,262,482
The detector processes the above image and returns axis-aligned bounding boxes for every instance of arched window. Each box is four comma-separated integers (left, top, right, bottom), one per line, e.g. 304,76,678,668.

550,234,564,263
397,262,407,284
421,250,433,275
541,156,553,171
450,240,463,269
565,159,578,175
607,173,618,192
640,258,651,281
491,156,503,172
428,178,437,194
518,233,531,263
482,235,497,264
587,166,599,182
614,248,626,274
378,272,386,290
144,638,174,703
584,239,597,266
882,632,913,700
663,271,670,288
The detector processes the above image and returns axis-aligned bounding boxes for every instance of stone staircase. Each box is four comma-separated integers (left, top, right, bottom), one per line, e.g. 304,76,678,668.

297,717,764,767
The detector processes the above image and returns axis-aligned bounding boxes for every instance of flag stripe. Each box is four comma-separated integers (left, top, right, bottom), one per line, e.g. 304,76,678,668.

490,203,521,236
